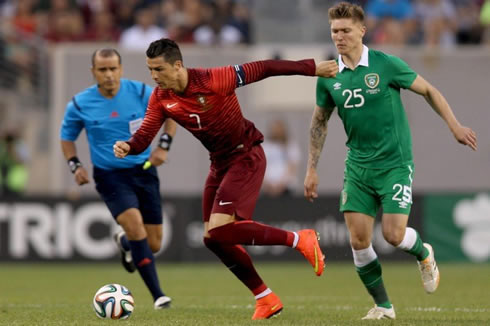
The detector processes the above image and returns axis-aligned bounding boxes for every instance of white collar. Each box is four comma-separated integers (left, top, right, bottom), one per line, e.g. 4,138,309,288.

338,45,369,72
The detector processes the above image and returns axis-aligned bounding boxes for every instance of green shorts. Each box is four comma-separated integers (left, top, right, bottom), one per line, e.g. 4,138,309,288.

340,161,414,218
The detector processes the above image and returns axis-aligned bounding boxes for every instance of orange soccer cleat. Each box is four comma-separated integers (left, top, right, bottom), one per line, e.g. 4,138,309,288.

296,229,325,276
251,292,283,320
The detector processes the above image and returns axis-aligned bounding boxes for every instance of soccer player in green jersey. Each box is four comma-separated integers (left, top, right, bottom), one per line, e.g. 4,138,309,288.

304,2,478,320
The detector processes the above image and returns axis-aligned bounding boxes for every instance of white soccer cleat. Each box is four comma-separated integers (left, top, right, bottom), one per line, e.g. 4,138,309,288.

154,296,172,309
361,305,396,320
417,243,440,294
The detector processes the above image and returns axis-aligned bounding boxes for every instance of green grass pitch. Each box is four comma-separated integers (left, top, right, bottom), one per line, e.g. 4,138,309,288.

0,262,489,325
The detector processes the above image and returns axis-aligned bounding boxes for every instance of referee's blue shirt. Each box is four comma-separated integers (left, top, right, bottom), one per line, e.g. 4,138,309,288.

60,79,153,170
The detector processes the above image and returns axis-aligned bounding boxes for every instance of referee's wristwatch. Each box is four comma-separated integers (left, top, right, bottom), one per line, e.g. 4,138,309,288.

67,156,82,173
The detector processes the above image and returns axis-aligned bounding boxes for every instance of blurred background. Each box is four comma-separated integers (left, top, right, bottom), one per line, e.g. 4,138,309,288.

0,0,489,264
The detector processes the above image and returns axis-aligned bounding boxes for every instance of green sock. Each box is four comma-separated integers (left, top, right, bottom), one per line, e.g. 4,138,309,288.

404,231,429,261
356,259,391,309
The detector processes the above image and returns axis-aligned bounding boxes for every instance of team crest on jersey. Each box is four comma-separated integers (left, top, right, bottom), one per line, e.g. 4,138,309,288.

364,73,380,89
197,94,211,111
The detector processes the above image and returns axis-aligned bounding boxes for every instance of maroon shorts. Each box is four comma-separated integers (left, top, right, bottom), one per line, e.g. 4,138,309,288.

202,145,266,222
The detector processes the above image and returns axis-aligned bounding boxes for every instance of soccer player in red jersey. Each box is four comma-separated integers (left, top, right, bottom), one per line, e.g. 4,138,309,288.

114,38,338,320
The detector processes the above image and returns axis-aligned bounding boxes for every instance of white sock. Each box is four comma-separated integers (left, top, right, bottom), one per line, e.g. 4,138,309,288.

396,227,417,251
255,288,272,300
291,232,299,248
352,243,377,267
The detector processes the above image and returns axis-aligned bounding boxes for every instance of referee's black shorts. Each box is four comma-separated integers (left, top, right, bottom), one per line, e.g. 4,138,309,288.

93,165,162,224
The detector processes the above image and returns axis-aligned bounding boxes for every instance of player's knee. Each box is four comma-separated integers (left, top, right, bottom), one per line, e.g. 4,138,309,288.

350,237,370,250
122,224,146,240
382,229,404,246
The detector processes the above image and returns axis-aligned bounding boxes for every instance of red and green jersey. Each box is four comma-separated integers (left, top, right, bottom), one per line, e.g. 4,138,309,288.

316,47,417,169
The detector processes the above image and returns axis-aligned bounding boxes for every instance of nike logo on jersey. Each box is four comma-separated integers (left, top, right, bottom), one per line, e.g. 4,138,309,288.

219,200,233,206
166,103,178,109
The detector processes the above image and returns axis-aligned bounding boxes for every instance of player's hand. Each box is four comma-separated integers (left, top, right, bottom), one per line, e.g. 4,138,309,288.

113,141,130,158
304,169,319,202
315,60,338,78
452,125,477,151
148,147,168,167
74,166,89,185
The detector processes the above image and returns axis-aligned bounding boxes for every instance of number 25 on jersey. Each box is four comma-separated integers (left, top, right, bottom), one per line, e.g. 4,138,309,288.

342,88,365,108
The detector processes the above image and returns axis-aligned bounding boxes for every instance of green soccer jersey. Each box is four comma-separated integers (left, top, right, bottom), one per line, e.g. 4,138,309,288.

316,46,418,169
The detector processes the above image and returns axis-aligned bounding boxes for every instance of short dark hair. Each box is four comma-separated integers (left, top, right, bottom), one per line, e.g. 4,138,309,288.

146,38,183,64
328,2,365,23
91,48,122,67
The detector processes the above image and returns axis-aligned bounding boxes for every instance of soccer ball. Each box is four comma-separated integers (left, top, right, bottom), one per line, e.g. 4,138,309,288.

92,284,134,319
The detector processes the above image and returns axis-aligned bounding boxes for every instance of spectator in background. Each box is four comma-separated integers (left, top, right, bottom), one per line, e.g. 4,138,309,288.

229,0,251,43
116,0,161,29
35,0,76,12
161,0,203,43
83,9,120,42
115,0,141,29
119,4,167,51
481,0,490,43
0,0,39,89
194,0,243,45
0,130,30,197
9,0,38,36
43,8,84,42
78,0,117,28
365,0,416,44
414,0,458,47
262,119,301,197
454,0,483,44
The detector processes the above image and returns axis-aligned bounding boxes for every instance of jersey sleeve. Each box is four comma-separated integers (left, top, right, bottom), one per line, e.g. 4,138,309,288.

127,90,167,154
387,55,418,89
316,78,335,113
60,99,84,141
209,59,316,96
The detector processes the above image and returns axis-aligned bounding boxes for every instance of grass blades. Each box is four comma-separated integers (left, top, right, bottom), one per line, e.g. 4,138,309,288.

0,262,489,325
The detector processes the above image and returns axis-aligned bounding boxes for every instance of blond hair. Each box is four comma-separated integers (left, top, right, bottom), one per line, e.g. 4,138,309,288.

328,2,365,23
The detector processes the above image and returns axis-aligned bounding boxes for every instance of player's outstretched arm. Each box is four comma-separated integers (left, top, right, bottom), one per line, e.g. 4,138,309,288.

113,141,130,158
409,75,477,151
315,60,339,78
304,105,333,202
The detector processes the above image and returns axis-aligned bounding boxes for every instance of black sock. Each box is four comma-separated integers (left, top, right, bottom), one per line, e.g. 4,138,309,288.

129,238,165,301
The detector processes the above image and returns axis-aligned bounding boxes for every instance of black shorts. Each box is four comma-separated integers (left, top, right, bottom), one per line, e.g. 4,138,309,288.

93,165,162,224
